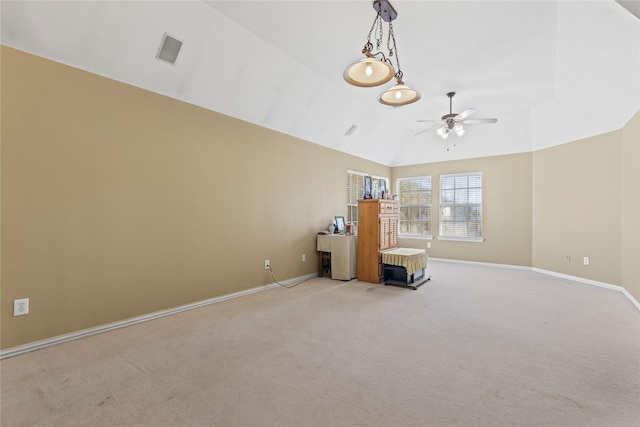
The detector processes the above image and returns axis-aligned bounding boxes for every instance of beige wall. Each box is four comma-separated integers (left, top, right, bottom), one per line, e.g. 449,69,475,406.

2,47,638,350
392,153,533,267
532,111,640,301
1,47,389,349
620,112,640,301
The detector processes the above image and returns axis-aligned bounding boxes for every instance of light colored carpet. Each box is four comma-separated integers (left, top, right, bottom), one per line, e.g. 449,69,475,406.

2,260,639,426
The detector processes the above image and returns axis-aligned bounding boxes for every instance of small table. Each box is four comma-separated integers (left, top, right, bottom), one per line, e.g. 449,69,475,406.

381,248,430,290
316,234,357,280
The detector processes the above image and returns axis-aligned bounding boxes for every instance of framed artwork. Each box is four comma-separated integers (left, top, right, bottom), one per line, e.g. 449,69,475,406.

380,179,386,196
364,176,372,199
335,216,346,234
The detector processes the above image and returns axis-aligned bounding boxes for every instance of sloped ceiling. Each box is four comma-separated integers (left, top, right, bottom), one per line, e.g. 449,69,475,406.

2,1,638,166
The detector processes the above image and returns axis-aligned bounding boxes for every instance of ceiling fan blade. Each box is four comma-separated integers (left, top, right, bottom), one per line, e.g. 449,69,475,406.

454,108,477,121
416,119,443,123
462,118,498,124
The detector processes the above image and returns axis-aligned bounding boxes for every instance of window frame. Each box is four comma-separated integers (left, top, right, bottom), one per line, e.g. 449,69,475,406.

438,172,484,242
347,170,389,226
396,176,433,239
347,170,366,226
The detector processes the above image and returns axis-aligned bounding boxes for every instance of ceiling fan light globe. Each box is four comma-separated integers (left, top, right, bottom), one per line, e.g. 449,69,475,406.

378,83,421,106
344,58,394,87
454,124,465,136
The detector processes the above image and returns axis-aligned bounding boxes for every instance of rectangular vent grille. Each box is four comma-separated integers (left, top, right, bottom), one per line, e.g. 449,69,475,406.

157,33,183,65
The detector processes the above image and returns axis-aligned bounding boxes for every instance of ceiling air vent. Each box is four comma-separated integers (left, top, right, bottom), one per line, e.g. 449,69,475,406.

345,124,358,136
156,33,183,65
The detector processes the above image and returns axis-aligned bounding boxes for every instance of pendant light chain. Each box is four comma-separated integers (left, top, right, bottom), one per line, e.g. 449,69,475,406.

375,13,384,51
387,22,403,81
363,12,384,54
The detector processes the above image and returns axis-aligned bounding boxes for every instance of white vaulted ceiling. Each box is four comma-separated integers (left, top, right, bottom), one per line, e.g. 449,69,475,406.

2,1,638,166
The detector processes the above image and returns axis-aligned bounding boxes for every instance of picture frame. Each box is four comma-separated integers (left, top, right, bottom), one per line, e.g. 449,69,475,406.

335,216,346,234
380,179,386,197
364,176,372,199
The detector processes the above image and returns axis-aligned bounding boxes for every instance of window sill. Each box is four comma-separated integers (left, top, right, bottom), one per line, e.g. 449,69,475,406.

399,235,433,240
438,236,484,243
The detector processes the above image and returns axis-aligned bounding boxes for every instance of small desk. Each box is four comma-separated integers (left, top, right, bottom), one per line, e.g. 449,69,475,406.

317,234,357,280
381,248,430,290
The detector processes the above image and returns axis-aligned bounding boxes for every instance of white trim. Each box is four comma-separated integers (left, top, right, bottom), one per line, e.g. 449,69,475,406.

429,258,640,311
437,236,485,243
532,267,640,311
429,257,531,271
400,235,433,240
0,273,318,360
4,265,637,360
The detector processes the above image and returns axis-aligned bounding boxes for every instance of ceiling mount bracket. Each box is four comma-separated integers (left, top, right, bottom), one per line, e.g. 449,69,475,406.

373,0,397,23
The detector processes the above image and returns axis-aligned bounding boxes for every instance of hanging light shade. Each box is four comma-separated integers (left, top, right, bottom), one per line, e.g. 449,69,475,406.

344,0,421,106
343,56,395,87
378,80,421,106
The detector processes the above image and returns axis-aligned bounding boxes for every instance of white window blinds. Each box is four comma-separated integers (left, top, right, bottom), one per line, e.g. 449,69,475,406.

439,173,483,240
347,171,389,225
398,176,432,237
347,171,366,224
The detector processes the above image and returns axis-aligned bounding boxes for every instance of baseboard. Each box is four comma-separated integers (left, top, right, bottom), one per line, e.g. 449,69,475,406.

0,273,318,360
429,257,531,271
3,264,636,359
428,258,640,311
532,267,640,311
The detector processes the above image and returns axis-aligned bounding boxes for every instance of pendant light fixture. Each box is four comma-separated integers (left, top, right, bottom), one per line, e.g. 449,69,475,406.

343,0,421,107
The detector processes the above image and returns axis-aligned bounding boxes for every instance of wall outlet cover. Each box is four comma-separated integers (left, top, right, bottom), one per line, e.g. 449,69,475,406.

14,298,29,316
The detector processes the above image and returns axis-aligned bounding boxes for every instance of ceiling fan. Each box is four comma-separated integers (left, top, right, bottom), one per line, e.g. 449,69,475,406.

415,92,497,139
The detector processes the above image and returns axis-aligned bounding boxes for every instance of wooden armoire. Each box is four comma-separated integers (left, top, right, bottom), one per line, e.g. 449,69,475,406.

357,199,398,283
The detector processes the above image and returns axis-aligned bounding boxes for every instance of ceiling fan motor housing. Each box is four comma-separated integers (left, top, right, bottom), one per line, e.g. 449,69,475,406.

443,114,457,129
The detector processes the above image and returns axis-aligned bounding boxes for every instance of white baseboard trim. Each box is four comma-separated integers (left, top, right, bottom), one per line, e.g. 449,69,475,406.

429,258,640,311
429,257,531,271
532,267,640,311
0,273,318,360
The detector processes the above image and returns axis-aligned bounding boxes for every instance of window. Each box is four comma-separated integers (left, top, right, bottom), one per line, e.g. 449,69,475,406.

439,172,483,241
397,176,432,237
347,171,365,225
347,170,389,226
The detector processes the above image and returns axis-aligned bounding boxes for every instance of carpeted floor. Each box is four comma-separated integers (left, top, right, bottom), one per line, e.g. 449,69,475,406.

2,260,639,426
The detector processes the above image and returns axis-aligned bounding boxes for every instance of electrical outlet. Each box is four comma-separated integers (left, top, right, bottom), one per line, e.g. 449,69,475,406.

302,254,306,262
583,257,590,266
264,259,270,270
427,242,432,249
14,298,29,316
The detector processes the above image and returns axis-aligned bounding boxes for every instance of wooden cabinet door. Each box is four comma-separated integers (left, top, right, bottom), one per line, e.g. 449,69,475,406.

389,216,398,248
379,216,390,250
